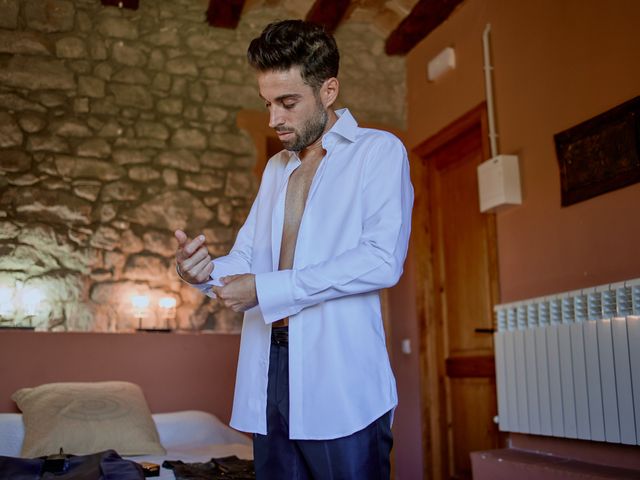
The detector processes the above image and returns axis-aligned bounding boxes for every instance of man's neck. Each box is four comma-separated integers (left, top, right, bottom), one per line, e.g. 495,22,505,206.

299,109,339,161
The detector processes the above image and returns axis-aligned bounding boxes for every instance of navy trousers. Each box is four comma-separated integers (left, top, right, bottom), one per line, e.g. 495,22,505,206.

253,327,393,480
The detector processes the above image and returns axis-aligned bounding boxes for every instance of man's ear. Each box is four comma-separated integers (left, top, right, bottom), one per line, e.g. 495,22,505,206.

321,77,339,108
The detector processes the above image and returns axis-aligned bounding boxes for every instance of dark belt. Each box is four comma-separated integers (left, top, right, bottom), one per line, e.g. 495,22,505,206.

271,326,288,346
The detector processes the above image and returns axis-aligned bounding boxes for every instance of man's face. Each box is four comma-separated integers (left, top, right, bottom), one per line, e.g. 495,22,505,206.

257,67,328,152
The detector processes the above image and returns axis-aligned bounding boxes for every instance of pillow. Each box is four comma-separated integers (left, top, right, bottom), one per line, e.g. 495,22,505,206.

12,381,166,457
153,411,252,449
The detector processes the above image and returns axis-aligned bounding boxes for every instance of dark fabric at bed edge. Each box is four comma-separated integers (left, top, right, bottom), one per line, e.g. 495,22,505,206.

163,455,255,479
0,450,145,479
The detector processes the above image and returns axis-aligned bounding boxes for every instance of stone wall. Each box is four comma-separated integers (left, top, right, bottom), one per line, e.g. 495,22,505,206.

0,0,405,333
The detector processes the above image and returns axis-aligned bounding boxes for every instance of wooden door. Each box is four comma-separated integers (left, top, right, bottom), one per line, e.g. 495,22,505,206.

413,104,502,479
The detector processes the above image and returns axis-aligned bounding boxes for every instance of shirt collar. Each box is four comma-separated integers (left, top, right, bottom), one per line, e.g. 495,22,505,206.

286,108,358,163
322,108,358,149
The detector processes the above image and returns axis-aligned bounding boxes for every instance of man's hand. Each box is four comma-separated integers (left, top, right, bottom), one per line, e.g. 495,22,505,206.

175,229,214,284
211,274,258,312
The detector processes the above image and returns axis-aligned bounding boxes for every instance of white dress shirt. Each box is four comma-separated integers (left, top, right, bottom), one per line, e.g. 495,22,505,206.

195,109,414,439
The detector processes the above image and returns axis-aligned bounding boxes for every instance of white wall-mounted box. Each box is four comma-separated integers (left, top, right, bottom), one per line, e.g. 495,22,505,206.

427,46,455,82
477,154,522,213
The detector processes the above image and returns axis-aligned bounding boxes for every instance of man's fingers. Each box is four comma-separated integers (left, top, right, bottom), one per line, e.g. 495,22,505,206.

184,235,206,256
191,256,213,282
178,254,212,284
199,263,214,284
174,229,188,246
177,234,207,264
175,230,190,263
181,245,210,273
220,274,240,285
211,284,234,309
201,261,214,280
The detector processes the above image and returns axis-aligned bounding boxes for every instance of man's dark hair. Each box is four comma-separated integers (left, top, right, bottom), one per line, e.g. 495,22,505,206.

247,20,339,90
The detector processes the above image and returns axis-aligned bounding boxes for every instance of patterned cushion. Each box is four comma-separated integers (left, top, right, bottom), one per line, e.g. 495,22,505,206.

12,381,166,457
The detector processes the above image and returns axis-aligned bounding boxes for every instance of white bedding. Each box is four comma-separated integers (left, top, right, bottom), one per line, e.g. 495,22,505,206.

0,410,253,479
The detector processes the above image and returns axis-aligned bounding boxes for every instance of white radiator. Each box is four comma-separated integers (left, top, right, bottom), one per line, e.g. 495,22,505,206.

494,278,640,445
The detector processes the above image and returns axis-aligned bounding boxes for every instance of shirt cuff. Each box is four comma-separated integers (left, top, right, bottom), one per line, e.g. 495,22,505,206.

255,270,296,324
175,264,217,299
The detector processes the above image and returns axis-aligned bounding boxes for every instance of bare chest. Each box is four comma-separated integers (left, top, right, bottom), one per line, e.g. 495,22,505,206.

279,156,323,269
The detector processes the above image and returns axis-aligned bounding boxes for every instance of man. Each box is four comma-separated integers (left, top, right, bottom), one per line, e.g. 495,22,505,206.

175,20,413,479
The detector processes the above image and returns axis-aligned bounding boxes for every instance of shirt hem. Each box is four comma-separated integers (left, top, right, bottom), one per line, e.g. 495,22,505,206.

288,400,398,441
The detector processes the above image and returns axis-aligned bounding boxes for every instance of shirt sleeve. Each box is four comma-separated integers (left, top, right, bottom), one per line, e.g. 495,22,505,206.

254,137,414,324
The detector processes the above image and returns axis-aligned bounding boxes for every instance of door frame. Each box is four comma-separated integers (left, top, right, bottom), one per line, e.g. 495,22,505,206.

412,103,501,479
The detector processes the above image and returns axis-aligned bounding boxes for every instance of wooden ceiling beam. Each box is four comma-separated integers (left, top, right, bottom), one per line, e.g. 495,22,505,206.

305,0,351,33
385,0,464,55
206,0,245,29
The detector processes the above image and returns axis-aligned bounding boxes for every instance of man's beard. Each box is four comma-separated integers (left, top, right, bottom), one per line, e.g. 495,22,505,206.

278,102,328,152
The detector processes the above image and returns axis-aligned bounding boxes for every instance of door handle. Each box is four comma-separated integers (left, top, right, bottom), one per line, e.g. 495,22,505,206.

474,328,495,334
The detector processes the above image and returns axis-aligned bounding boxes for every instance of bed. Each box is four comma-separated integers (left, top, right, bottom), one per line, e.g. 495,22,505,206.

0,331,251,478
0,410,253,479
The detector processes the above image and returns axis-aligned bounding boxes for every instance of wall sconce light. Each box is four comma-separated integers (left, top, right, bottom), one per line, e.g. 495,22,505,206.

0,286,15,326
158,296,177,330
131,294,150,330
0,284,45,329
18,286,45,328
21,286,45,318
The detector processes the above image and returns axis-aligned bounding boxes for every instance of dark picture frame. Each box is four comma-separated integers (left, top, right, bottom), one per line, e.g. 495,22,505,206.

554,96,640,207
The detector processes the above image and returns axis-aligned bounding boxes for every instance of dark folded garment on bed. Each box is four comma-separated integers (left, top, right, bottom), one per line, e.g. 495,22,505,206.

162,456,255,480
0,449,145,479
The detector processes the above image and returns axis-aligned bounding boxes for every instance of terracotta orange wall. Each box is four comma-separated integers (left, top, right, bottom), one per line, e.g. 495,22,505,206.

395,0,640,476
387,241,422,480
0,331,240,423
405,0,640,303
